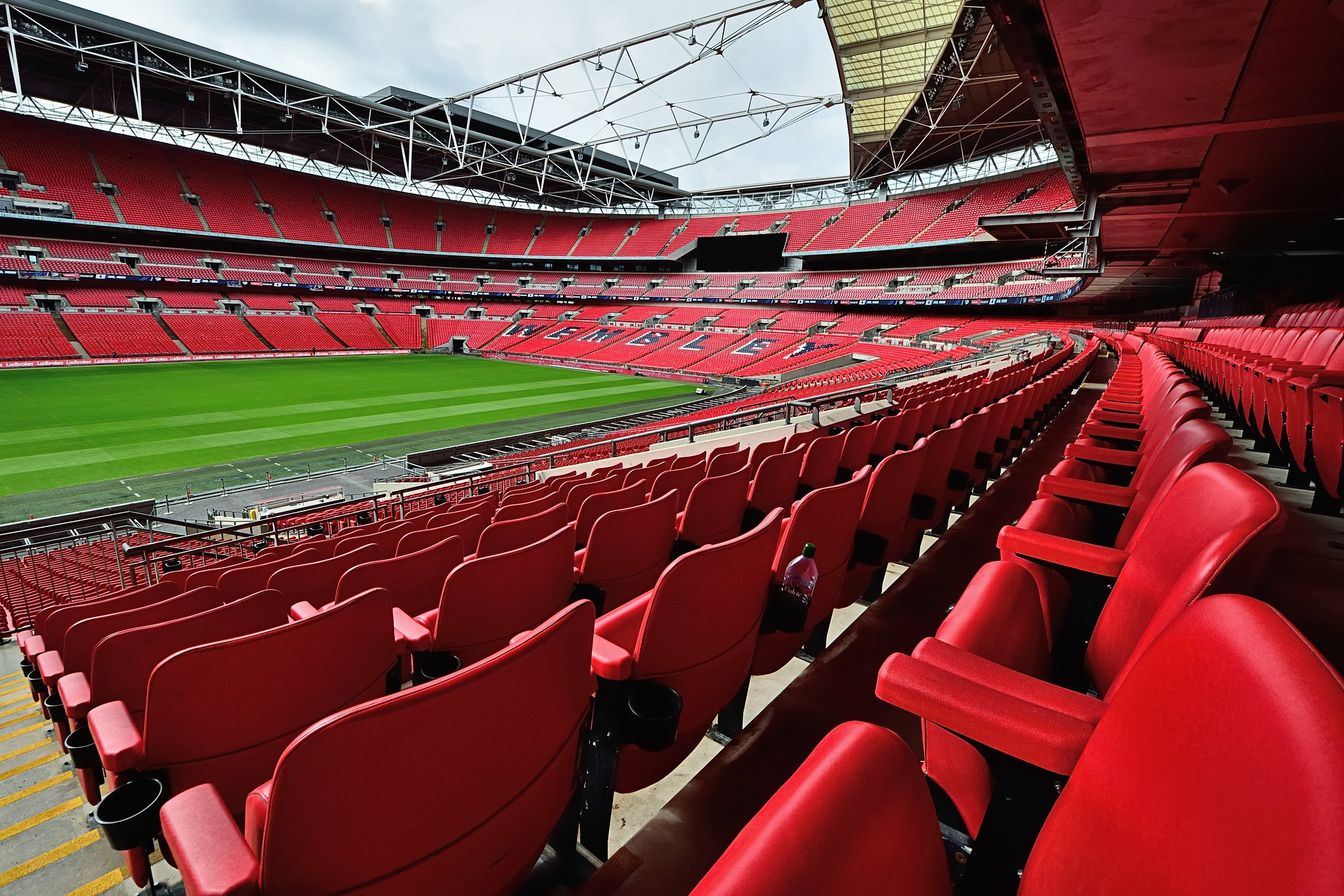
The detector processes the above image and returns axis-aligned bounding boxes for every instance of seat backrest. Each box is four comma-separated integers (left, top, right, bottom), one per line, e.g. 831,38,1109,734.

853,444,927,565
431,525,577,666
564,474,622,518
215,548,320,601
398,512,490,557
747,445,805,512
690,720,949,895
1088,463,1283,695
182,555,248,590
678,465,752,549
141,587,396,812
619,511,784,789
1118,418,1232,547
1023,596,1344,896
335,535,464,616
799,432,845,489
36,579,179,650
62,586,223,677
747,438,785,474
574,482,647,547
838,423,878,474
253,601,595,895
706,446,749,477
266,543,382,608
651,461,707,512
579,492,678,611
493,496,563,524
334,522,415,556
476,504,569,558
868,411,906,459
499,480,554,507
88,589,292,723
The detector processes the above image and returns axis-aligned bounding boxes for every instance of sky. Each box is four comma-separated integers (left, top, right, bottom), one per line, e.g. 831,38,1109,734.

66,0,852,191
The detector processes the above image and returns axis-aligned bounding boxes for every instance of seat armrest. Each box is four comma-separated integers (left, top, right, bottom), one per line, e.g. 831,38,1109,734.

160,784,261,896
591,634,634,681
391,607,433,653
86,700,145,773
876,650,1099,775
1063,442,1142,467
1037,475,1136,508
997,526,1129,578
288,600,320,621
19,634,45,662
35,650,65,687
1080,422,1144,443
57,672,93,723
1313,370,1344,387
912,639,1105,725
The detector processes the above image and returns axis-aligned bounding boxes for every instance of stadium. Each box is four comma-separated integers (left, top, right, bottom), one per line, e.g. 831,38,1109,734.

0,0,1340,892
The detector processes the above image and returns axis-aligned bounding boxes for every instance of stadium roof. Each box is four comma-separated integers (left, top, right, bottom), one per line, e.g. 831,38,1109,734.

0,0,1058,210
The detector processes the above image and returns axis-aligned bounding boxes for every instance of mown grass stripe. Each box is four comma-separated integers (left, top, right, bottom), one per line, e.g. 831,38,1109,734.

0,828,101,888
0,796,83,844
0,772,68,809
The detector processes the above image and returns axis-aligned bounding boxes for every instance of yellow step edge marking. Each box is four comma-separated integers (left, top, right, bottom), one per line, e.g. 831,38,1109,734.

0,692,35,710
0,738,51,763
0,721,46,743
0,772,69,809
0,670,24,684
0,681,32,698
0,828,101,888
64,869,127,896
0,751,60,783
0,796,84,843
0,705,41,727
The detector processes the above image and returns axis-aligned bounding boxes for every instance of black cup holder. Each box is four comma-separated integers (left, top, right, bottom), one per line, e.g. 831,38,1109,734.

43,693,66,727
411,650,461,685
355,511,373,525
764,584,810,635
26,668,46,696
94,777,167,852
433,493,448,505
65,725,103,770
624,682,682,752
19,656,32,677
306,523,325,536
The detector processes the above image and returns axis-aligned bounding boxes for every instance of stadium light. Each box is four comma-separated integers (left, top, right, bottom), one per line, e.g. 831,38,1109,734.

185,89,195,102
75,55,87,72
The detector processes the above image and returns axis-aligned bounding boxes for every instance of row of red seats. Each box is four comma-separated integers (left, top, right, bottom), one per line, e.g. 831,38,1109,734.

1141,322,1344,511
687,337,1341,895
14,341,1090,890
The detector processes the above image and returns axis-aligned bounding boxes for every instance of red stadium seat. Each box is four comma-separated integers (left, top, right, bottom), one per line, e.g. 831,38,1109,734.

475,503,568,557
574,482,647,547
160,601,596,896
580,510,784,859
675,463,752,552
575,491,678,612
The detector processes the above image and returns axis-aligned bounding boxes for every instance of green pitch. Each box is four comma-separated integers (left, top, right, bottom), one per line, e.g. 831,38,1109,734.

0,355,697,510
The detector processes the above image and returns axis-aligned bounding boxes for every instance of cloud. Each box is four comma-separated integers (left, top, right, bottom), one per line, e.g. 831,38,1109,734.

69,0,849,190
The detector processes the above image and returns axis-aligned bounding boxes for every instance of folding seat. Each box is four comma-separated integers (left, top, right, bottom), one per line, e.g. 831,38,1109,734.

59,589,294,804
927,463,1281,834
784,428,823,452
1257,327,1343,449
498,479,554,507
669,452,707,470
329,521,415,556
575,492,677,612
750,468,871,676
944,406,993,510
1038,417,1232,549
743,445,805,529
650,459,707,511
867,411,906,464
475,503,568,558
1283,339,1344,474
564,472,622,520
423,504,488,533
706,445,749,477
904,421,964,540
693,597,1344,895
580,511,785,859
574,482,647,547
675,464,752,552
620,464,663,498
181,555,248,590
19,579,180,669
797,432,846,494
264,543,381,609
493,494,563,523
214,548,322,600
160,601,596,896
746,437,785,473
397,512,488,556
393,525,576,672
85,587,398,888
314,535,464,618
1313,385,1344,502
837,423,877,480
842,443,927,604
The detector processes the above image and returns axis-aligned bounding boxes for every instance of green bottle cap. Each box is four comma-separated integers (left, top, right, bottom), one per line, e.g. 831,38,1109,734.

802,543,816,558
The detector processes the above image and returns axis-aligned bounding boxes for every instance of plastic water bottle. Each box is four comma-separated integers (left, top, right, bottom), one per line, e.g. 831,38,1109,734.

774,543,818,632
